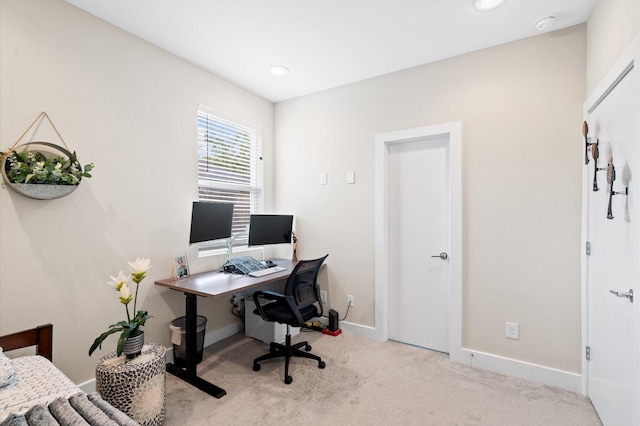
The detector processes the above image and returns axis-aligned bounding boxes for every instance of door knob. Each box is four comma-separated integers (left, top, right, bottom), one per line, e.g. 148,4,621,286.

431,252,448,260
609,289,633,303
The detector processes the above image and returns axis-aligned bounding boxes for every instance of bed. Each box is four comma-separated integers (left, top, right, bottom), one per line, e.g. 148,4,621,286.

0,324,140,426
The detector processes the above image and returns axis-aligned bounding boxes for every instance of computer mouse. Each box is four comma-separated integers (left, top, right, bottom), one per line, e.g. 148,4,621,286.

265,260,276,268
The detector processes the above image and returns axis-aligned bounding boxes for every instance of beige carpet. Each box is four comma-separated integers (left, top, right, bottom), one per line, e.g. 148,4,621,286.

164,332,601,425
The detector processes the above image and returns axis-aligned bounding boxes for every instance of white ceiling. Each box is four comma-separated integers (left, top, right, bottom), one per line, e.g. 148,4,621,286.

64,0,596,103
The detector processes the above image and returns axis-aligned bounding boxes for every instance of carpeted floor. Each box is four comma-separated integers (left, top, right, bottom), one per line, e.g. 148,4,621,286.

164,332,602,425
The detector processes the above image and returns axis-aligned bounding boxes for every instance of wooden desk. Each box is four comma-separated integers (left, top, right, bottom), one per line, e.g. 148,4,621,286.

154,258,295,398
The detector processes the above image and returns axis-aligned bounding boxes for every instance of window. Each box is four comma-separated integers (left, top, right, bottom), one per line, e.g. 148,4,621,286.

197,105,263,250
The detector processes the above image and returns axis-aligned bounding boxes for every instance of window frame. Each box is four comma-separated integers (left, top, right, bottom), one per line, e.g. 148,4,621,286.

196,105,263,254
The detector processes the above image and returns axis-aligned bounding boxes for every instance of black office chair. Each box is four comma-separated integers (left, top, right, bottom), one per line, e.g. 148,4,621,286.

252,254,329,384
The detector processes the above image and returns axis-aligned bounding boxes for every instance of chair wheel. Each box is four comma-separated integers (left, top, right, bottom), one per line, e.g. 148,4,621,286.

253,364,261,372
305,344,312,351
318,361,326,369
285,375,293,384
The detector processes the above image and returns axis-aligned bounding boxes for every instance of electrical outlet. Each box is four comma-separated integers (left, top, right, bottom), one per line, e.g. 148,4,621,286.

320,290,327,303
347,294,355,307
506,322,519,340
231,294,241,306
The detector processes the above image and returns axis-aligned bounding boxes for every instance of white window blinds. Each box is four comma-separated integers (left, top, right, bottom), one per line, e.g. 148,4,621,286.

197,105,263,249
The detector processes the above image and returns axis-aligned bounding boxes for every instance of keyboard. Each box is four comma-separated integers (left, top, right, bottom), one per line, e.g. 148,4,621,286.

225,256,265,274
248,266,286,277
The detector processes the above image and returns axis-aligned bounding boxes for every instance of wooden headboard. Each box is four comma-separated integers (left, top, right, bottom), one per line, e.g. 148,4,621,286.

0,324,53,361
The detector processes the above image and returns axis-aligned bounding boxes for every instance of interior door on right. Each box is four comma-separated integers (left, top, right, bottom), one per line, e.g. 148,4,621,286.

585,59,638,425
387,136,450,353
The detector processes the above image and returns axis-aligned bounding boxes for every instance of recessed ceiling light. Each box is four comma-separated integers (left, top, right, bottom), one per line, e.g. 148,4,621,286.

269,65,289,76
474,0,507,11
535,16,557,31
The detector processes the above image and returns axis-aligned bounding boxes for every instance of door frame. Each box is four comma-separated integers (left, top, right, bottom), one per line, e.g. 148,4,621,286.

581,35,639,418
374,121,462,361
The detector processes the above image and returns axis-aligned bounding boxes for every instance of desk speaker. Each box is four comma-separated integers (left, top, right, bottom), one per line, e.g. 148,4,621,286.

328,309,339,332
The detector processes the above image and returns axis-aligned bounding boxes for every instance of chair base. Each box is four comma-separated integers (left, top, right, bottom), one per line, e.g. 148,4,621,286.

253,329,325,384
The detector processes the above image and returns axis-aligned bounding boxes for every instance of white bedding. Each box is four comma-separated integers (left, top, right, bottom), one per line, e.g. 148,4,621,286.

0,355,80,422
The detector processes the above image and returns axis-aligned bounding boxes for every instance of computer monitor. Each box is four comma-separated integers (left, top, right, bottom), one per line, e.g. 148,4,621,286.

248,214,294,246
189,201,234,244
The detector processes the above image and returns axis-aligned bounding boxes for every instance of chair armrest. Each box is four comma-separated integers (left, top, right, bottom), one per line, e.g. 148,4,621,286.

253,290,286,302
253,291,304,325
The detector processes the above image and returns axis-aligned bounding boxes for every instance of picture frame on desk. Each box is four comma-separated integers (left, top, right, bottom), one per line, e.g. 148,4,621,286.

173,253,190,280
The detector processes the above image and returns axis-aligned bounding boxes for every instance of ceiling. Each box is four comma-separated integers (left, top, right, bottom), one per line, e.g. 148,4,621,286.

64,0,596,103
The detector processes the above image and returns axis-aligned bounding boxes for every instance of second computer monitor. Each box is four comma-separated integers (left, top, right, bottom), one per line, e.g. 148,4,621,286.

248,214,293,246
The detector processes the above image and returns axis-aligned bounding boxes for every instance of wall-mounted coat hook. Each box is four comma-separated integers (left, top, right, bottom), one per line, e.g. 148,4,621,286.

591,140,606,191
583,121,594,165
606,157,629,220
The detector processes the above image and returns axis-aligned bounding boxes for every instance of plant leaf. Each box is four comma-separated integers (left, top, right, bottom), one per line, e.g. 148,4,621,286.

116,327,134,357
88,327,123,356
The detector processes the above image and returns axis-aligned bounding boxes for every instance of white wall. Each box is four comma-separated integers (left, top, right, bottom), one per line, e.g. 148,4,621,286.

274,26,586,373
3,0,630,388
0,0,274,384
587,0,640,94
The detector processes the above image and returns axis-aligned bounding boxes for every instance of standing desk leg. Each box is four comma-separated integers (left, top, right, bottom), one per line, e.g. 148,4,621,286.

185,292,197,376
165,292,227,398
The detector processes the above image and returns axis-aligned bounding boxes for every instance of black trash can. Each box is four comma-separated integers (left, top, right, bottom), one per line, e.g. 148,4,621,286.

170,315,207,368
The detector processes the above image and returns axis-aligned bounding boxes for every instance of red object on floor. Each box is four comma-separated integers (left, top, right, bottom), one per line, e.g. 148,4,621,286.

321,328,342,336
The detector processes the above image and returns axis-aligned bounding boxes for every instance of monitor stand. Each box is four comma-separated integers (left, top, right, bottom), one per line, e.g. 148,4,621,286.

225,238,233,262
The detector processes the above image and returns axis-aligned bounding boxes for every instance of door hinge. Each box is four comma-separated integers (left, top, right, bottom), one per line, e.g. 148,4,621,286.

586,242,591,256
586,346,591,361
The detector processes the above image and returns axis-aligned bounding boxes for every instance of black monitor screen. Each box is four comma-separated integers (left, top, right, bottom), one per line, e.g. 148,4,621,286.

189,201,234,244
248,214,293,246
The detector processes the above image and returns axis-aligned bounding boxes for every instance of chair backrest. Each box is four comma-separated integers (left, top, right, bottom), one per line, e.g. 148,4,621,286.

284,254,328,316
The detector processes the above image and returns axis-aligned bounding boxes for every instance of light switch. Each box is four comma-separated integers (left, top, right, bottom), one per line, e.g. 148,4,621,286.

506,322,519,340
346,171,355,184
320,172,328,185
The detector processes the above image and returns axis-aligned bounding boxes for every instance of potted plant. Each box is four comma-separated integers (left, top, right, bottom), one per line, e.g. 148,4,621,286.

1,142,94,199
89,257,152,358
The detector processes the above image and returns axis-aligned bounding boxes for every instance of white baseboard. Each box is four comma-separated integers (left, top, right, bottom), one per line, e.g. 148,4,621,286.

315,316,376,340
341,322,584,394
78,379,96,393
339,320,377,340
203,321,244,354
78,321,244,393
452,348,583,394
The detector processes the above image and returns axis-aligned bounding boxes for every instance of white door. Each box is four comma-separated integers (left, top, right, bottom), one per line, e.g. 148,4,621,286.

584,54,638,425
387,136,449,352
